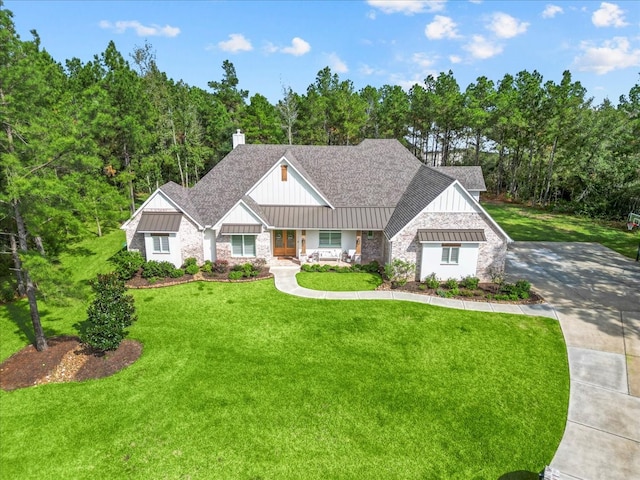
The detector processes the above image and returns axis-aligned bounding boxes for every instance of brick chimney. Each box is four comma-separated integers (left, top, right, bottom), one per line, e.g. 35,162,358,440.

232,129,245,149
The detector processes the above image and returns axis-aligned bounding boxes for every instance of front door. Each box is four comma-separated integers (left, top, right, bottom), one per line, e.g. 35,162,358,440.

273,230,296,257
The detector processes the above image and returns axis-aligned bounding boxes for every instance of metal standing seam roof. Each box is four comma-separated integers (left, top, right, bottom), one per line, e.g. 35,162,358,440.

417,229,487,243
259,206,395,230
220,224,263,234
136,212,183,232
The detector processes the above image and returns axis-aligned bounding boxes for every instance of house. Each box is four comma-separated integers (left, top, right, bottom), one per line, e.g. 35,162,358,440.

121,134,511,281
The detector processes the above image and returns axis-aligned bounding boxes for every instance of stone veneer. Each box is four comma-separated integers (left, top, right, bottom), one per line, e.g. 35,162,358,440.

216,230,273,264
360,231,385,264
390,211,507,282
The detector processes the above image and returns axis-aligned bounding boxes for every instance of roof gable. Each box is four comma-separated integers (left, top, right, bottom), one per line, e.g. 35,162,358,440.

247,155,332,207
434,166,487,191
385,166,455,239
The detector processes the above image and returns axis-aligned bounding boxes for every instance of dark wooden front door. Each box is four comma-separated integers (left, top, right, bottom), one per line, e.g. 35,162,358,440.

273,230,296,257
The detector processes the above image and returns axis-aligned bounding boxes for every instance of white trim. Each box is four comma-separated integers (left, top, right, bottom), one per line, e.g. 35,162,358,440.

389,180,512,243
120,188,203,231
246,156,334,209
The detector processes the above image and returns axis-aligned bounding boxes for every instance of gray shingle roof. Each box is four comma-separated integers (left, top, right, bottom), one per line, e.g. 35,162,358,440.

384,166,455,239
156,139,470,237
434,166,486,191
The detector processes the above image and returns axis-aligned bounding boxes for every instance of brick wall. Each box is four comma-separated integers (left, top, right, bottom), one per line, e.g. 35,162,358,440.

361,231,385,264
391,211,507,281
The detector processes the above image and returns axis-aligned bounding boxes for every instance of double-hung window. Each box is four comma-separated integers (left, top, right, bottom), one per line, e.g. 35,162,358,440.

152,234,170,253
318,231,341,248
231,235,256,257
441,244,460,264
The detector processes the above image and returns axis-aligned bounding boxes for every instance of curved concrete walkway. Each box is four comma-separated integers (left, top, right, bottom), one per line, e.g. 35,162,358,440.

270,243,640,479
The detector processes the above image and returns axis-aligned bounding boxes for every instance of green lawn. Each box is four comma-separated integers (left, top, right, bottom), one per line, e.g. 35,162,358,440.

296,271,383,291
0,231,569,479
484,202,640,259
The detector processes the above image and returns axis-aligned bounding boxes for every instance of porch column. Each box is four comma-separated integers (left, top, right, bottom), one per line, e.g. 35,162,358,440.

356,230,362,255
301,230,306,255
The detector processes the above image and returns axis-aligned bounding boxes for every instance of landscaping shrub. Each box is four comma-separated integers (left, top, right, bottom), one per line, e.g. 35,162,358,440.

362,260,380,274
424,273,440,289
79,273,136,352
445,278,459,290
461,276,480,290
201,260,213,274
109,250,145,280
185,264,199,275
183,257,198,268
212,259,229,274
384,259,415,287
168,267,185,278
301,264,313,272
228,270,244,280
142,260,175,279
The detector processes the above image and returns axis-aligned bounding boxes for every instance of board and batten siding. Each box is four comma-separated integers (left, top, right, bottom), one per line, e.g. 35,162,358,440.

145,192,180,211
249,162,326,206
423,183,477,213
221,202,263,225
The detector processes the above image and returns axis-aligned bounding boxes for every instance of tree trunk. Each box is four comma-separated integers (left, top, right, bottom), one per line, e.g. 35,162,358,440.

9,232,26,297
13,200,48,351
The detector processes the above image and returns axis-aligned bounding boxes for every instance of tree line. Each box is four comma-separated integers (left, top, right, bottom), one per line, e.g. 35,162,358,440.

1,5,638,349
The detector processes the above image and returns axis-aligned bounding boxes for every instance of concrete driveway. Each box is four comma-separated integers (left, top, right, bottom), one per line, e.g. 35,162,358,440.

506,242,640,479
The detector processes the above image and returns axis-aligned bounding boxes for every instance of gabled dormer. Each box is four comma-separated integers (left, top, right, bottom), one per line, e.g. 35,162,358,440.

247,154,333,207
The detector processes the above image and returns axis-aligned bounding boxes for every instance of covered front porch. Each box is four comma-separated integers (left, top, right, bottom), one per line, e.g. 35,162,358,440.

271,229,382,264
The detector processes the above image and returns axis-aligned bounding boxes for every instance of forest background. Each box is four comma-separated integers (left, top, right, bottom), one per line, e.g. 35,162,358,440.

1,4,639,319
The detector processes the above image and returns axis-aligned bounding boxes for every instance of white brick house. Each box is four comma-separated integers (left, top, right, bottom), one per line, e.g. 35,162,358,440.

121,136,511,281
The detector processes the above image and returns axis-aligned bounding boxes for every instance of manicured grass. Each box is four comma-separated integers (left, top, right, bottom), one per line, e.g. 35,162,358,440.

0,229,126,362
296,271,383,291
1,231,569,479
484,202,640,259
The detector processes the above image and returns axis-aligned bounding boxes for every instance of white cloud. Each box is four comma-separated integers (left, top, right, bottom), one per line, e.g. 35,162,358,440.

487,12,529,38
542,5,563,19
218,33,253,53
574,37,640,74
592,2,628,28
366,10,377,20
263,42,279,54
425,15,460,40
367,0,446,15
99,20,180,37
326,53,348,73
281,37,311,56
463,35,503,59
412,52,436,68
449,54,462,64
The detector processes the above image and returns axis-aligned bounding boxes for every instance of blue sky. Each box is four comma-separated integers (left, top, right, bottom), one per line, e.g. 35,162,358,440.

5,0,640,105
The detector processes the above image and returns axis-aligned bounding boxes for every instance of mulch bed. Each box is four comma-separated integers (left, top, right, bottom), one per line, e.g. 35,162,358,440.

377,281,545,304
0,336,142,392
126,270,273,288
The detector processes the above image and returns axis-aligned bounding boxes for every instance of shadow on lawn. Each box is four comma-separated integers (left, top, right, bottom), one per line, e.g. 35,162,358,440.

4,302,64,348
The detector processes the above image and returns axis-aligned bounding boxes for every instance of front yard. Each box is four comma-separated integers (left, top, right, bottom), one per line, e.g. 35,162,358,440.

2,285,567,479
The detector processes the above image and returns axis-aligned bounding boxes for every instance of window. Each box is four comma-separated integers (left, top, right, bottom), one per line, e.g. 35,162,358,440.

152,234,170,253
231,235,256,257
281,165,288,181
441,245,460,264
319,231,341,248
367,230,374,239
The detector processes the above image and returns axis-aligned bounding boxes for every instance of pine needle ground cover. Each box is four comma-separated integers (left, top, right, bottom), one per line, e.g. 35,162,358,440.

296,271,383,291
1,279,568,479
484,202,639,259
